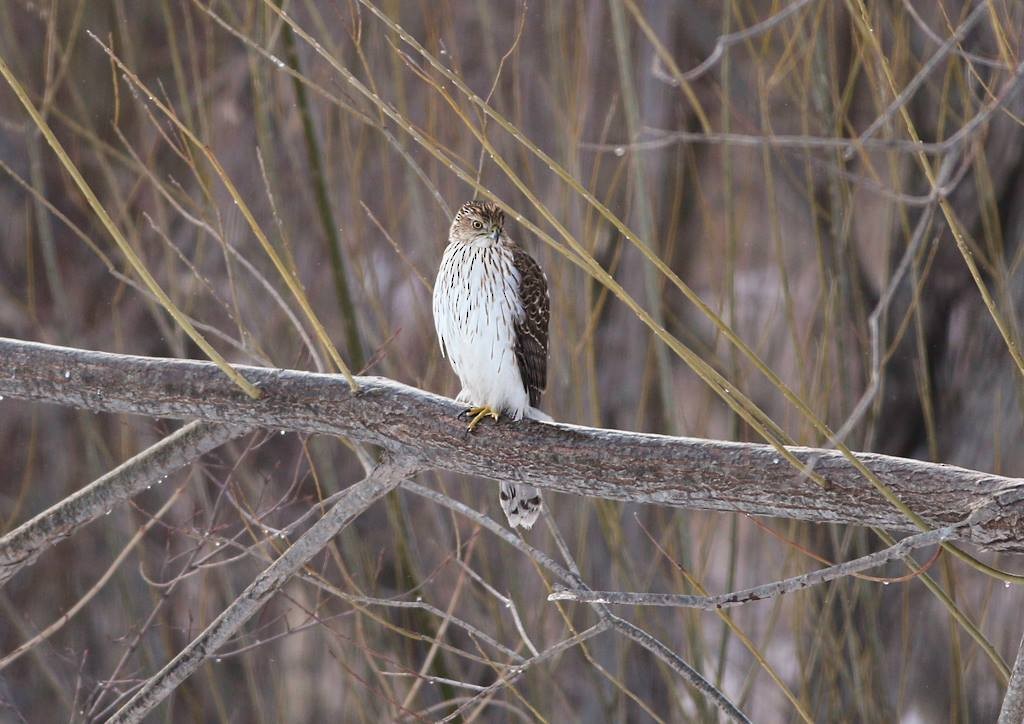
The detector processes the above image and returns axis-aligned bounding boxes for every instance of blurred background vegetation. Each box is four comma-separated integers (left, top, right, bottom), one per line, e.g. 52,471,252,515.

1,0,1023,721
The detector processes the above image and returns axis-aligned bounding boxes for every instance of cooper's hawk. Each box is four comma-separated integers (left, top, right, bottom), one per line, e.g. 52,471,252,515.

432,201,550,529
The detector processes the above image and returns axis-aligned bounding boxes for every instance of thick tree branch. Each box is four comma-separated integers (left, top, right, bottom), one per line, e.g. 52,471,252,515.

2,337,1023,550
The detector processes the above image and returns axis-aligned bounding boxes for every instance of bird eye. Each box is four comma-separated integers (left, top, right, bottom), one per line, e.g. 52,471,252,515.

472,220,483,230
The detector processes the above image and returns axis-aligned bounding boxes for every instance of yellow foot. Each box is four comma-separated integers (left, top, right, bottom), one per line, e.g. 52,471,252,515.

465,405,500,432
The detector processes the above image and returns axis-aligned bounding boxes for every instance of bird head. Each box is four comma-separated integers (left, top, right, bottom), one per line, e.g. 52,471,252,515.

449,201,506,246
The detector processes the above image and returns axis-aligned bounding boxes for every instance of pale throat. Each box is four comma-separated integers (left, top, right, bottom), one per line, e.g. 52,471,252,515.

461,232,502,248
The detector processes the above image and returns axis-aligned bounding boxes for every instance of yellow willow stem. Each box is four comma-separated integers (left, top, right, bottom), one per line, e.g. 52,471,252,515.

88,33,358,390
0,51,261,399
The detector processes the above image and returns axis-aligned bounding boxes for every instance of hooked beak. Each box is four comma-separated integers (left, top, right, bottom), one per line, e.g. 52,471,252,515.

491,226,500,242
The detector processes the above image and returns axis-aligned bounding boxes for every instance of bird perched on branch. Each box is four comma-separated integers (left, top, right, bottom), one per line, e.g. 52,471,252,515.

432,200,551,529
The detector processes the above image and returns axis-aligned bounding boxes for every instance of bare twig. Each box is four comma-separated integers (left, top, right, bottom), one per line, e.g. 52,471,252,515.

589,61,1024,159
609,615,751,724
674,0,821,82
0,51,261,398
450,557,540,657
0,485,186,670
109,459,417,723
0,421,245,586
438,623,611,723
845,2,990,158
404,485,752,723
901,0,1007,69
805,148,963,461
542,510,756,723
548,519,970,608
999,631,1024,724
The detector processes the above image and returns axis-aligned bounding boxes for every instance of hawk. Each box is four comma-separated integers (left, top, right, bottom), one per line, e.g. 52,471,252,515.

432,201,551,529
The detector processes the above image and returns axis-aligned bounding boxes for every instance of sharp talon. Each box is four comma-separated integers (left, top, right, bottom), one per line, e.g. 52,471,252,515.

465,406,500,432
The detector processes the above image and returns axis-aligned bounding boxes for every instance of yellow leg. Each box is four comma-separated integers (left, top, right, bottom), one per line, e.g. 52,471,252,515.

465,405,500,432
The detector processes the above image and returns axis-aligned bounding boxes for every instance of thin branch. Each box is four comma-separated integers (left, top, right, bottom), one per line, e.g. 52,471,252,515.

408,484,754,723
450,558,540,657
804,147,963,462
86,30,357,389
675,0,821,82
592,61,1024,158
109,459,417,723
548,519,969,608
901,0,1008,69
437,622,611,723
0,421,245,586
542,511,755,723
0,51,261,398
279,11,365,371
999,630,1024,724
0,485,186,670
609,615,751,724
846,2,990,158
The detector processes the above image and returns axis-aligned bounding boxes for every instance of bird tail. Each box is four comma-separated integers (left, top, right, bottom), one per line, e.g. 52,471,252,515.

499,481,542,529
498,406,551,529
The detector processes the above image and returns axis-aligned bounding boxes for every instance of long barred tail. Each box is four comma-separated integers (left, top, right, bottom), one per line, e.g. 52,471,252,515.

498,406,551,530
499,481,542,529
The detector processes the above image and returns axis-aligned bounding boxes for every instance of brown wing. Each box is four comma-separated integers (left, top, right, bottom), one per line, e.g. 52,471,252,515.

512,247,549,407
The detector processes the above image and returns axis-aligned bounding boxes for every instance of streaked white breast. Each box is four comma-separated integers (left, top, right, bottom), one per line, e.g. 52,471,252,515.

432,240,530,418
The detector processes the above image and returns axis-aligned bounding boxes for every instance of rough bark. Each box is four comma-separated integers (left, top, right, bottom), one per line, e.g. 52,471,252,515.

2,336,1023,551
